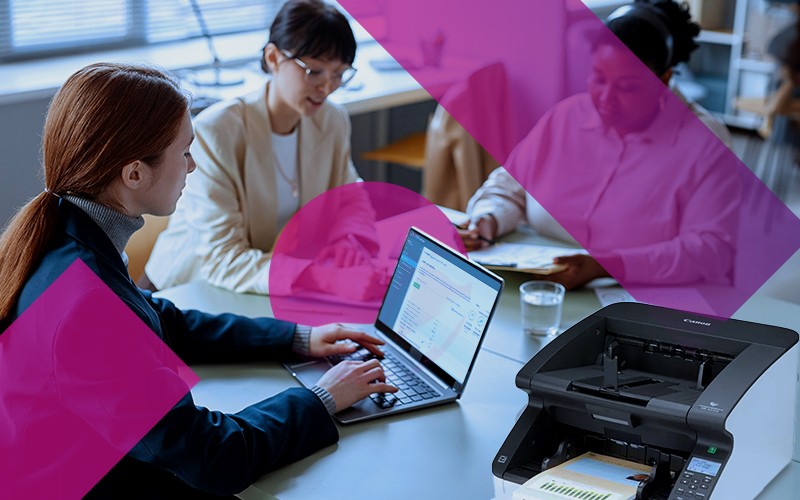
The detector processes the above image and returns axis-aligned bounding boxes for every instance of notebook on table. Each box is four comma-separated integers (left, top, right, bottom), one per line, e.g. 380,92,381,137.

284,227,504,423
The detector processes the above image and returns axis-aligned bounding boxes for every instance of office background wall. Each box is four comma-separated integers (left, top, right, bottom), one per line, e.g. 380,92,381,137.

0,97,50,228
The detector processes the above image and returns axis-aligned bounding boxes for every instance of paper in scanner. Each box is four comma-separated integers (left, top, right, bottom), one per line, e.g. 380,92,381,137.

513,452,651,500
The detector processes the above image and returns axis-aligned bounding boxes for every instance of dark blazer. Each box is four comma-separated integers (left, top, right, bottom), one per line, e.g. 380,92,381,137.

10,200,338,498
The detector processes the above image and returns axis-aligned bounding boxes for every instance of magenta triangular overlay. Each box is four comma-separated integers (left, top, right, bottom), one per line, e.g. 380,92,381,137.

1,259,198,497
341,0,800,318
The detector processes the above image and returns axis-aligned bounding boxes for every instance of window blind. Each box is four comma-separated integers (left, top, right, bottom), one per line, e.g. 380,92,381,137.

0,0,282,61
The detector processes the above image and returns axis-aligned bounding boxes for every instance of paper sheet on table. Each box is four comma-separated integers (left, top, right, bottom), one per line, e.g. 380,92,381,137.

595,286,714,315
437,205,470,226
513,452,651,500
468,243,586,274
595,287,638,308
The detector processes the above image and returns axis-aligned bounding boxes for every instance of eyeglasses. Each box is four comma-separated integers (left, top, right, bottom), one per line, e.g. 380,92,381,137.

280,49,357,88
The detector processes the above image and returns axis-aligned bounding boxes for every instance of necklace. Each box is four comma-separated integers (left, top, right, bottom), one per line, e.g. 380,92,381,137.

272,132,301,199
273,152,299,198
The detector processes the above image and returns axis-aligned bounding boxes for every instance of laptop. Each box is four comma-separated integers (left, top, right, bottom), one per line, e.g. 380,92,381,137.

284,227,504,423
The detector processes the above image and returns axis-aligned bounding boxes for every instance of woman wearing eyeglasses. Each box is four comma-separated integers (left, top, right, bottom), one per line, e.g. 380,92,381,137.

145,0,375,295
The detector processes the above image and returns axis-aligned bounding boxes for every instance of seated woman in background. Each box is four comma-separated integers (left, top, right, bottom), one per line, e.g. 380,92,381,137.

146,0,377,294
461,0,738,290
0,62,395,498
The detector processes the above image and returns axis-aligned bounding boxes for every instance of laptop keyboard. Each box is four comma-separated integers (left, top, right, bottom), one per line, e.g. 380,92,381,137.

329,348,441,409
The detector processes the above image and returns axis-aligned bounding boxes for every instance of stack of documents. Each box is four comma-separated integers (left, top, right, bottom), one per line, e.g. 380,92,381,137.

435,205,585,275
468,243,586,274
513,452,651,500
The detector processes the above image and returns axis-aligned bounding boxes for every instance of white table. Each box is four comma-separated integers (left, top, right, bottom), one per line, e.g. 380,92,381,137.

155,270,800,499
159,280,526,500
188,352,525,500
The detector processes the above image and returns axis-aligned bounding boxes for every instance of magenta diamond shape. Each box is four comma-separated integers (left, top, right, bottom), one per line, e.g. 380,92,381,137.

1,259,199,498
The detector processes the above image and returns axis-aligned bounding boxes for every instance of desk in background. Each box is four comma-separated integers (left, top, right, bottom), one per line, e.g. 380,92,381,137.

183,42,432,117
155,249,800,500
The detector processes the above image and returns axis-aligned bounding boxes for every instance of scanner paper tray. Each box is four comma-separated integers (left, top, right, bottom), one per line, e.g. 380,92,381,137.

512,452,651,500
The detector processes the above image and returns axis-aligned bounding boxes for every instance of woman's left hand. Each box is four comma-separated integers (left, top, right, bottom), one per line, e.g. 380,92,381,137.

317,235,372,268
308,324,386,358
547,254,609,290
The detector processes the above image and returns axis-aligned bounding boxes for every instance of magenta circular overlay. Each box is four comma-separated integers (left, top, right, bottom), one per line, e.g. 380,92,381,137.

269,182,465,326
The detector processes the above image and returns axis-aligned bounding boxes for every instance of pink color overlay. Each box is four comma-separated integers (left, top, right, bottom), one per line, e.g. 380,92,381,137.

269,182,465,326
341,0,800,318
0,259,198,498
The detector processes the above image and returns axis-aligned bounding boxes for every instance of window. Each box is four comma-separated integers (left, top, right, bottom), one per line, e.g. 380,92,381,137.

0,0,283,62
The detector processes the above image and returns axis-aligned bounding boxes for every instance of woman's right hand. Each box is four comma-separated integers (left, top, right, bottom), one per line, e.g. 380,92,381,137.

458,215,497,251
315,359,398,411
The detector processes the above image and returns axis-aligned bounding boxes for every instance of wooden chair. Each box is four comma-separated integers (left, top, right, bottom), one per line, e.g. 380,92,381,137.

124,214,170,283
362,132,427,170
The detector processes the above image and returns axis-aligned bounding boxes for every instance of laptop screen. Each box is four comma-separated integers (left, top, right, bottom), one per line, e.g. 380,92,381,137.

376,228,503,385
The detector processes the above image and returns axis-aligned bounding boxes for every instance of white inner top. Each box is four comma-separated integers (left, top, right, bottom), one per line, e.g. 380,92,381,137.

271,129,300,231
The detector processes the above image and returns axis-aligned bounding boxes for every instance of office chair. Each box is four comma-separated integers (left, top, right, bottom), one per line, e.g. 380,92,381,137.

735,72,800,202
422,106,499,211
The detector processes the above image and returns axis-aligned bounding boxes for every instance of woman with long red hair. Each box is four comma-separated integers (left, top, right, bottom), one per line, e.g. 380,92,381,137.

0,62,394,497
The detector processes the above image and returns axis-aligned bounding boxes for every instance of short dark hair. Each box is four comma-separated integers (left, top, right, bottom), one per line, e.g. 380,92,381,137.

603,0,699,75
261,0,356,73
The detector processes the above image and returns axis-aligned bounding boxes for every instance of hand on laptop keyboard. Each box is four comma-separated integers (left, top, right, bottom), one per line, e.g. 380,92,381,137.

315,358,398,412
331,348,441,410
308,324,385,359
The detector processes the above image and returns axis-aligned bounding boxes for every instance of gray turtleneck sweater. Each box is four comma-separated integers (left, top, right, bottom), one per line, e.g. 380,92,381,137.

63,195,144,265
64,196,336,415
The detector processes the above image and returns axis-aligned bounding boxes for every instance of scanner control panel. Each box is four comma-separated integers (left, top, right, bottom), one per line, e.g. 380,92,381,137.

671,454,724,499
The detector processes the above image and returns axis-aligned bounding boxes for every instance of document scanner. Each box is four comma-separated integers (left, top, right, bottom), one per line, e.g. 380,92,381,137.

493,302,799,499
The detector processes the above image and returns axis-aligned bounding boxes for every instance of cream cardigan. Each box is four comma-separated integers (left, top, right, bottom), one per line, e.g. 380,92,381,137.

146,83,364,294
